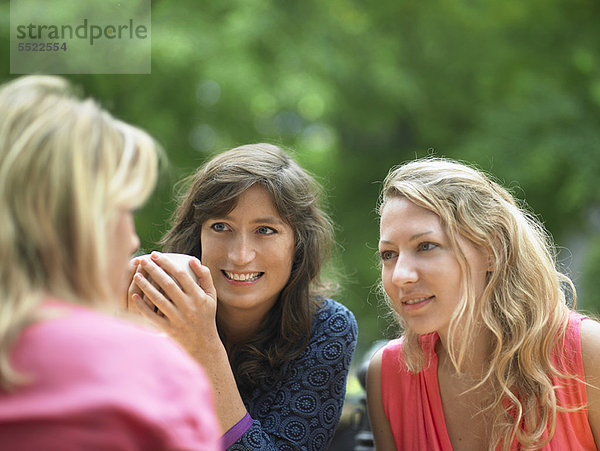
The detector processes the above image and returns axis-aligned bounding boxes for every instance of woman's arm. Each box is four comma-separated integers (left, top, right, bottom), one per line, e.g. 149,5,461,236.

580,318,600,448
130,252,247,436
366,347,396,451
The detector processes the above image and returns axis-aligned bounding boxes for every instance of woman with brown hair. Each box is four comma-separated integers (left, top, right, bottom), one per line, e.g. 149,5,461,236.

128,143,358,449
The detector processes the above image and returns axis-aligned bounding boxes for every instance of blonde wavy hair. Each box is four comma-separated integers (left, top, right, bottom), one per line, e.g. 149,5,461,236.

0,76,159,389
379,157,574,450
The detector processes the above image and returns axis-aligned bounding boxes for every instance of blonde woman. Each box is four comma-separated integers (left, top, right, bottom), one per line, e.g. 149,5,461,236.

0,76,221,450
367,157,600,450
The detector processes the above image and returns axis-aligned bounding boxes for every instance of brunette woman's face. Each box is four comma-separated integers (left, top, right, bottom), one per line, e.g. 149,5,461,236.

200,185,295,318
379,196,490,338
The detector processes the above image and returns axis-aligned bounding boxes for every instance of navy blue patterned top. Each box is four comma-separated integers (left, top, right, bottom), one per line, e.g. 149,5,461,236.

227,298,358,450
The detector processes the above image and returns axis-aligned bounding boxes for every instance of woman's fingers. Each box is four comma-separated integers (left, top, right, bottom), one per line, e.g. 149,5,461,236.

143,252,214,304
190,259,217,301
131,292,169,327
138,255,186,303
133,271,177,318
129,254,221,360
126,263,146,312
120,259,139,311
132,253,218,339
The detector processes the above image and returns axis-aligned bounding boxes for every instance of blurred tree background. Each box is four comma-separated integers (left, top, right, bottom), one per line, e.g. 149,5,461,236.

1,0,600,359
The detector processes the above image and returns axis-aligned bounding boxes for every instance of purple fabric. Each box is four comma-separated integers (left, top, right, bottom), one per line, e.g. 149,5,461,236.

222,412,253,448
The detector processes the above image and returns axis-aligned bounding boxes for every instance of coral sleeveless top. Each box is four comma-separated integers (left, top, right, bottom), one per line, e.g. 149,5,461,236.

381,312,596,450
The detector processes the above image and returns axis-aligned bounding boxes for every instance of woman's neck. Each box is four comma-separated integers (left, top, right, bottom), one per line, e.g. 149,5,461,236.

436,326,492,378
216,304,267,349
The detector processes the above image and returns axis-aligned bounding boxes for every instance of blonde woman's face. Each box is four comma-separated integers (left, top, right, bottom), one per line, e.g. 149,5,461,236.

200,184,295,322
107,209,140,299
379,196,490,338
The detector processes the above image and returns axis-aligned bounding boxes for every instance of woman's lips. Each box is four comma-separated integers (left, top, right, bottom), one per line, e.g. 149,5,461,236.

221,270,264,284
402,295,434,311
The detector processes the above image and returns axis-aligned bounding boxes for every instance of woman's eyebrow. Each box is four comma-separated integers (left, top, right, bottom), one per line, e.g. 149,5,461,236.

409,231,434,241
379,231,434,246
208,215,285,225
379,230,434,249
251,217,285,225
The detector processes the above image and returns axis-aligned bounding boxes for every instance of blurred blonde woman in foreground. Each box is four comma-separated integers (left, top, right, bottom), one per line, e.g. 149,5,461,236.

0,76,221,450
368,157,600,450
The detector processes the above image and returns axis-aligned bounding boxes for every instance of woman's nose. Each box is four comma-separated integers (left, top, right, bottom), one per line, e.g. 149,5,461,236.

391,254,418,286
228,234,256,265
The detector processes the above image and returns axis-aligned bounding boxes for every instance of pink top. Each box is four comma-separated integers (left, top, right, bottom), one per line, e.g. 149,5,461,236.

0,300,222,451
381,311,596,450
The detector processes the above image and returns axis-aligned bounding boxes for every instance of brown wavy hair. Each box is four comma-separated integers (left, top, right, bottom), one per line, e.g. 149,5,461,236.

161,143,336,391
379,157,575,450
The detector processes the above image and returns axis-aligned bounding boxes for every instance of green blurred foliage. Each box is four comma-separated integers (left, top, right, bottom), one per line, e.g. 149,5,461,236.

2,0,600,356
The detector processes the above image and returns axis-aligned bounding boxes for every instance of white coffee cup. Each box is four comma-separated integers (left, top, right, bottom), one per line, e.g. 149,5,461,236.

135,252,198,284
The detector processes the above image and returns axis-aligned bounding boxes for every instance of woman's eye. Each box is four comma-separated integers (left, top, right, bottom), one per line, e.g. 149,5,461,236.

418,242,437,251
380,250,397,261
210,222,229,232
257,226,277,235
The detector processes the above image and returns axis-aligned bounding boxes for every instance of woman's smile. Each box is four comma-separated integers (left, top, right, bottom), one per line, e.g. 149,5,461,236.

401,295,435,311
221,270,264,283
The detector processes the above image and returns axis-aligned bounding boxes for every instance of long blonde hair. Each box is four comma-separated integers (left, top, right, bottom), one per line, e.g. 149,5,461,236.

379,157,573,450
0,76,159,389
